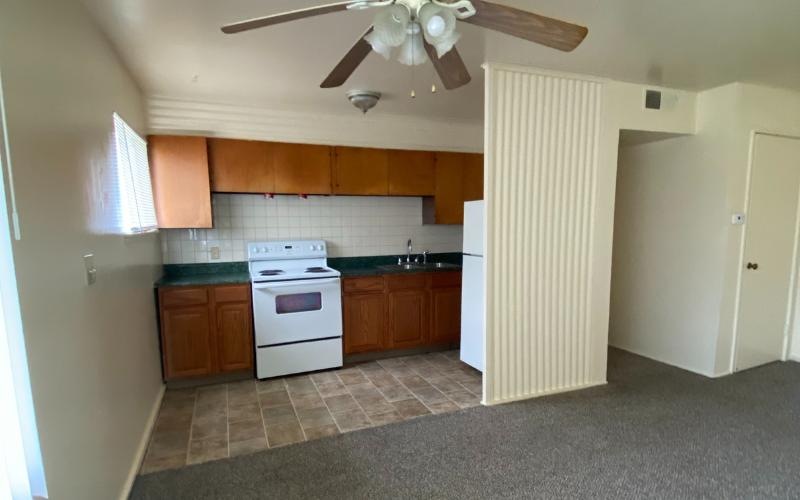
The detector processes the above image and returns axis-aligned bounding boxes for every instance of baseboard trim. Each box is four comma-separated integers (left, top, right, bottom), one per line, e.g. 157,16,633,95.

119,384,165,500
608,343,719,378
482,381,607,406
789,354,800,363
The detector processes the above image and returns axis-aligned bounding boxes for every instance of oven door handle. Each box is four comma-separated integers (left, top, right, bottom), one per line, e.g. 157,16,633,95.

252,278,341,290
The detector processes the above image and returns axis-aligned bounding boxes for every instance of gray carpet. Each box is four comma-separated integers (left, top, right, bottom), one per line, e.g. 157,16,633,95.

130,349,800,499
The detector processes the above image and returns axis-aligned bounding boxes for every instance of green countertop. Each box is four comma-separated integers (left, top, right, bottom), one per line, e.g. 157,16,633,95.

155,253,463,287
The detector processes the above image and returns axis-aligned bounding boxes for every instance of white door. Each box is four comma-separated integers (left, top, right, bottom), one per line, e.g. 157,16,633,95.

735,134,800,371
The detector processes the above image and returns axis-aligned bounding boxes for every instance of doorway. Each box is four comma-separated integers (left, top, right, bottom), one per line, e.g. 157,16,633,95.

734,133,800,371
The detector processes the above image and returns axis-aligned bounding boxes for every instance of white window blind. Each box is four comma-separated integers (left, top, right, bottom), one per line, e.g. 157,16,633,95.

112,113,157,234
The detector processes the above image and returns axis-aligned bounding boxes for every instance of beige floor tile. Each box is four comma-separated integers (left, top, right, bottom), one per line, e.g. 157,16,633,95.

267,421,305,447
446,389,481,408
392,399,431,419
366,372,401,389
191,415,227,440
366,410,405,426
310,371,340,385
427,400,460,414
316,381,349,398
228,402,261,423
140,451,186,474
347,382,380,397
460,380,482,395
324,394,360,413
378,384,414,402
256,378,286,394
228,390,258,408
262,405,298,426
187,435,228,465
354,394,395,414
332,408,373,432
154,412,193,434
259,389,291,408
291,392,326,410
193,403,227,420
297,407,335,429
410,386,449,406
229,418,266,442
229,436,268,457
303,424,340,440
426,376,467,394
147,429,190,460
411,363,441,378
285,375,317,396
338,370,368,386
397,375,432,390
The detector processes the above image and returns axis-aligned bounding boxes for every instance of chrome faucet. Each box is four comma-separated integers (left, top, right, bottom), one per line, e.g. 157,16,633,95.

406,239,413,263
422,250,429,264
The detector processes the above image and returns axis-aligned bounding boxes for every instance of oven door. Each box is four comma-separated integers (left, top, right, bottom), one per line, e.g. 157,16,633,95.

252,277,342,346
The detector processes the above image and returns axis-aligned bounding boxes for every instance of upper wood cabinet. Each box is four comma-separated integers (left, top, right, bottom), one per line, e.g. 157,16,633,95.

273,143,332,195
426,152,466,224
388,150,436,196
333,146,389,195
148,135,212,228
208,138,274,193
462,153,484,202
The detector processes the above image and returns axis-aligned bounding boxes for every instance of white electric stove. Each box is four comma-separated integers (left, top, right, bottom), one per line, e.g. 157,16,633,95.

247,240,342,379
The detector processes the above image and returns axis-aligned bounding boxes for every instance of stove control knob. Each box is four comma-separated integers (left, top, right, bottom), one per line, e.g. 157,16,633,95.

253,248,261,253
261,247,268,253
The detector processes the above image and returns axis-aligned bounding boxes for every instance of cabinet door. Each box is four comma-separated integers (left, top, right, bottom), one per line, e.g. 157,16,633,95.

343,293,386,354
273,143,332,194
215,301,253,373
148,135,212,228
161,305,214,379
428,152,465,224
387,150,435,196
462,153,484,201
333,146,389,195
430,287,461,345
208,138,274,193
388,289,429,349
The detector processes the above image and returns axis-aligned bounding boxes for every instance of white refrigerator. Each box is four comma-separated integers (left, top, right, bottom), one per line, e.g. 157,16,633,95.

460,200,484,372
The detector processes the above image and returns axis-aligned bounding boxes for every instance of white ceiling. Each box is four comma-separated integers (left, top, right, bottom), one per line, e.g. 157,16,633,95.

82,0,800,123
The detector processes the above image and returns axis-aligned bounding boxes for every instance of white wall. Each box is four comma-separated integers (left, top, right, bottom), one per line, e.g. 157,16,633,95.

148,96,484,153
610,82,800,375
0,1,164,498
483,63,697,404
162,194,463,263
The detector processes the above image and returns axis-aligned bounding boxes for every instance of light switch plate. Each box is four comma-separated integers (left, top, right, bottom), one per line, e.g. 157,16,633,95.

83,253,97,285
210,246,221,260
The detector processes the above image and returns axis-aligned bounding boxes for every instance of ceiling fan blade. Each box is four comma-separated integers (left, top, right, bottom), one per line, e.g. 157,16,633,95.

320,27,374,88
423,42,471,90
221,1,352,34
461,0,588,52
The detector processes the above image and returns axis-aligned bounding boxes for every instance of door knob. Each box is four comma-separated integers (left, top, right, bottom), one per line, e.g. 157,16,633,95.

746,262,759,270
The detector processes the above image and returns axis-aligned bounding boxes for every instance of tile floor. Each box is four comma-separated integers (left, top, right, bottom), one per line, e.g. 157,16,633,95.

140,350,482,474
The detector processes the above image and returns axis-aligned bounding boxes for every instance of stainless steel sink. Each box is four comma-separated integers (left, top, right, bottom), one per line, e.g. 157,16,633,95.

377,262,460,272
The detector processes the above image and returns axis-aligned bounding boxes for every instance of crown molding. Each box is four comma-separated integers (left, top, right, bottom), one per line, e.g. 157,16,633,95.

146,96,484,152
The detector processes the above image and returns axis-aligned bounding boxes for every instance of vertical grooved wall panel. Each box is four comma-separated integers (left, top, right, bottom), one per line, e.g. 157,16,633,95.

484,67,603,404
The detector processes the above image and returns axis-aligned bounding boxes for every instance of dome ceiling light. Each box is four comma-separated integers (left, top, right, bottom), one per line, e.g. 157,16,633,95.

221,0,589,91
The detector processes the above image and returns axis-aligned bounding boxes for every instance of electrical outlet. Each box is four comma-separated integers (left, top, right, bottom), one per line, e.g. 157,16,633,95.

210,246,221,260
83,253,97,285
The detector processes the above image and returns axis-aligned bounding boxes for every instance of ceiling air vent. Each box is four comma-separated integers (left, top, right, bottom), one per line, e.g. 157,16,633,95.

645,90,662,110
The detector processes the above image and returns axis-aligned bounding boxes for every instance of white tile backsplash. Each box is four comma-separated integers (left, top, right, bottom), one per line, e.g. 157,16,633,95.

161,194,463,264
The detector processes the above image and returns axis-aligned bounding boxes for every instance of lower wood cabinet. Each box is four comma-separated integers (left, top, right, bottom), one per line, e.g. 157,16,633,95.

342,271,461,355
343,292,386,354
158,284,253,380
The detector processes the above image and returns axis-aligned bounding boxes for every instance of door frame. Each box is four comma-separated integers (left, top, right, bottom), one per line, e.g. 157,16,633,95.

730,131,800,372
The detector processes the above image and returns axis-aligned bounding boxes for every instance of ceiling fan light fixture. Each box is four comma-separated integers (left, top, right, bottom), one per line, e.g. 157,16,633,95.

347,90,381,114
396,23,428,66
364,31,393,59
431,31,461,58
419,3,457,40
371,4,411,47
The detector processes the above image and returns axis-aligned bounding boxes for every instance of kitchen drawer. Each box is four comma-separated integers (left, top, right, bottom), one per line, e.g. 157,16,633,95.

160,287,208,308
386,273,429,291
214,285,250,303
431,271,461,288
344,276,385,294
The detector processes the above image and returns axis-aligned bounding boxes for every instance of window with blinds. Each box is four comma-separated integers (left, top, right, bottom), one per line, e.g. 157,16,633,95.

112,113,157,234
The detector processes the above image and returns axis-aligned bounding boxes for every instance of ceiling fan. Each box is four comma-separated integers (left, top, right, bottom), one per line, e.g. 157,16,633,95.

221,0,588,91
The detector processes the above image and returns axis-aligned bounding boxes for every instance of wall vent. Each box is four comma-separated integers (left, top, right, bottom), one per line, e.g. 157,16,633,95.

645,89,662,110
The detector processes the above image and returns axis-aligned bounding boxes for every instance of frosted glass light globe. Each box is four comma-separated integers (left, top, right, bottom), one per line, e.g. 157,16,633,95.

426,15,446,37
